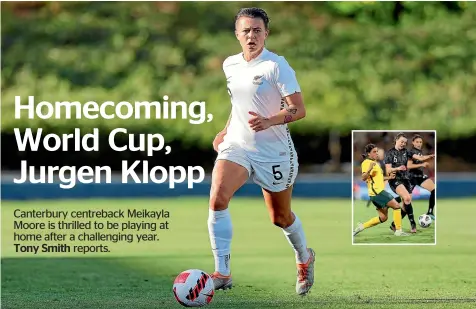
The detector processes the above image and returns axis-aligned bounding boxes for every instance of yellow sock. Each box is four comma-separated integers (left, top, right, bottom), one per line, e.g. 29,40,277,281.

363,216,381,229
393,208,402,230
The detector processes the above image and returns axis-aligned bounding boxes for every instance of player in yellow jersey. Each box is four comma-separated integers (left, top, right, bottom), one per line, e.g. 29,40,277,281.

366,148,403,207
354,144,410,237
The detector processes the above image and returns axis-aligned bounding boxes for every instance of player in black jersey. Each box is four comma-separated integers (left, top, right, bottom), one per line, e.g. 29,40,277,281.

384,133,435,233
408,134,436,219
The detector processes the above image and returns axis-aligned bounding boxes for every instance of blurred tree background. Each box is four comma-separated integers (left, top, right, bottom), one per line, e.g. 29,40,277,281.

1,1,475,172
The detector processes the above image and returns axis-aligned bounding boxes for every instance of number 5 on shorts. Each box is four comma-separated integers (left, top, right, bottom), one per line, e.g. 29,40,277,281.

272,165,283,180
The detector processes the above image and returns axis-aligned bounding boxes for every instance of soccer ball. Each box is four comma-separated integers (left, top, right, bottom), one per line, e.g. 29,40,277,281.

418,214,432,228
173,269,215,307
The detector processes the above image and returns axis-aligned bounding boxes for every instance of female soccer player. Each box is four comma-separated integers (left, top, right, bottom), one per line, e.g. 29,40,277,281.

208,7,314,295
385,133,435,232
366,148,403,207
408,134,436,219
353,144,409,237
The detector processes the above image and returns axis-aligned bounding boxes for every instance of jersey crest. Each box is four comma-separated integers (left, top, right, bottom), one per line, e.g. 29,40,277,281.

252,75,264,85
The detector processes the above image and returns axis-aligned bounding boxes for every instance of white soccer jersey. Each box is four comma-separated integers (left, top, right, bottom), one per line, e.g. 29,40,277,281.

221,48,301,162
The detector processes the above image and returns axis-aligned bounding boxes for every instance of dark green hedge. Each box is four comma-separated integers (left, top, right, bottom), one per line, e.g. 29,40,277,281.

2,2,475,149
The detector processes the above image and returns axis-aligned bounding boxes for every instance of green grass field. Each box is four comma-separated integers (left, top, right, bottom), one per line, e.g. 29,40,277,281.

353,200,435,244
2,198,476,309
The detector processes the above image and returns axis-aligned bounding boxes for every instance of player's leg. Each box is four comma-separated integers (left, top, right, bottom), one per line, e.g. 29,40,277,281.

386,198,410,236
395,183,417,233
389,193,405,232
378,208,388,222
261,185,315,295
388,179,412,231
208,157,249,289
252,159,315,295
420,178,436,219
367,207,388,227
353,198,388,236
394,195,403,204
262,186,310,263
361,207,388,231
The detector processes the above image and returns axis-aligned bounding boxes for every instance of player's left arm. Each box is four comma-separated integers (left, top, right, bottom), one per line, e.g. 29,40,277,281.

269,92,306,126
248,58,305,132
248,93,305,131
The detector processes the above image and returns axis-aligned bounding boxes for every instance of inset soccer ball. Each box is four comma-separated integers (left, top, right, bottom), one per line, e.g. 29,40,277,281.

173,269,215,307
418,214,432,228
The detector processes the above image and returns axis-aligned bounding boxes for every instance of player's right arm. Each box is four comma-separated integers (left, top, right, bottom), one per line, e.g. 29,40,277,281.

361,160,376,181
411,153,435,162
384,150,406,175
407,160,429,170
213,59,234,152
384,150,394,176
213,111,232,152
386,165,406,174
221,111,232,134
407,148,430,170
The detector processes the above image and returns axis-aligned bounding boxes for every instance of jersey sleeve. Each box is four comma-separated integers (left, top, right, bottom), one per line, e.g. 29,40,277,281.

379,161,386,175
384,150,393,165
361,160,370,174
273,57,301,97
222,57,230,75
408,148,417,161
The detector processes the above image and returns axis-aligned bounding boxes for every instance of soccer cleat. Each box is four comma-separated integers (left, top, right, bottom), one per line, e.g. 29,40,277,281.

296,248,315,295
411,223,417,233
394,229,410,236
353,223,364,236
390,224,396,232
428,214,435,220
210,272,232,291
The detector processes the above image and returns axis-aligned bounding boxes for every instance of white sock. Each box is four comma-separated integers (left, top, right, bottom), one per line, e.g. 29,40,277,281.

282,214,310,264
208,208,232,276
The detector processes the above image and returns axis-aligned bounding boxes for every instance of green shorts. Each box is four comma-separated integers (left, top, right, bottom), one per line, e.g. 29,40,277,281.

370,190,394,209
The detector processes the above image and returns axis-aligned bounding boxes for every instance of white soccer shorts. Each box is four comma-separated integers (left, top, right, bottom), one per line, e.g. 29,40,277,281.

215,143,298,192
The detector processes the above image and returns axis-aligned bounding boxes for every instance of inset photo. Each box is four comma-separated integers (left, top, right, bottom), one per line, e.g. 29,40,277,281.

352,130,436,245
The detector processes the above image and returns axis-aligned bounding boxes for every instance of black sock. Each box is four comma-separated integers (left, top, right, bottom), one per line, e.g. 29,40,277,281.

428,190,435,215
395,196,402,203
405,203,416,226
